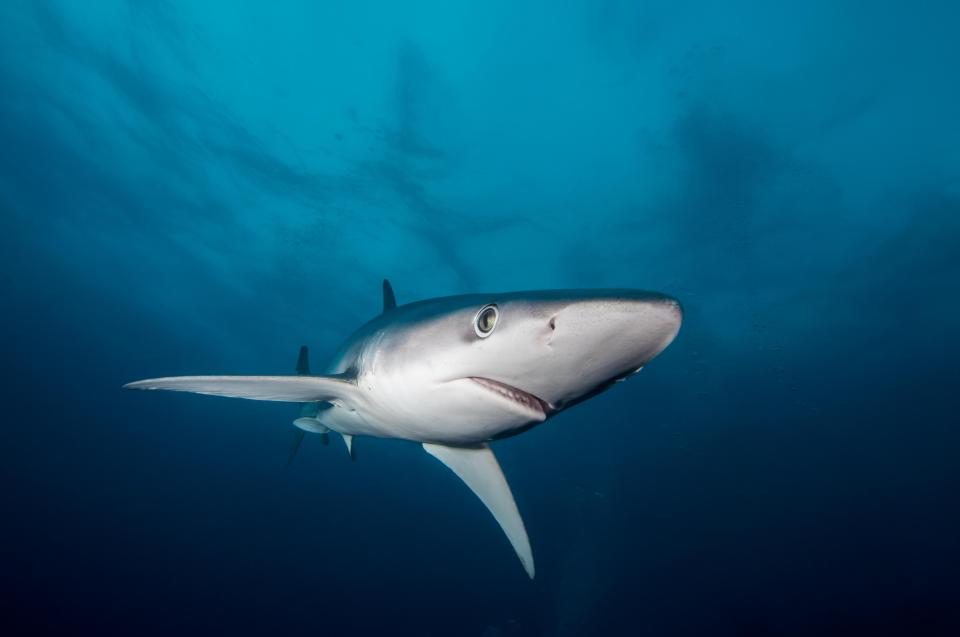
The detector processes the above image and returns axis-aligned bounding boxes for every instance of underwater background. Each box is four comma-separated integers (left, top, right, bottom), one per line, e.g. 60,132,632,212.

2,1,959,635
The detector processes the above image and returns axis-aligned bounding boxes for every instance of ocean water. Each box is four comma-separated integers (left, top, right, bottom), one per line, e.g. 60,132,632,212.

2,1,959,635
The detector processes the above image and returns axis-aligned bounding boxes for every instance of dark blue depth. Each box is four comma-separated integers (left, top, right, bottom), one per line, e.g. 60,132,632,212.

1,2,958,635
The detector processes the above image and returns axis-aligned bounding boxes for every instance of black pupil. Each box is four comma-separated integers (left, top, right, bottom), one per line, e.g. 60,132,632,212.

479,309,495,332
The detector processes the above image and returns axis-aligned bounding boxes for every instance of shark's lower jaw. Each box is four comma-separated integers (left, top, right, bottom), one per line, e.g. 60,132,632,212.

468,377,552,420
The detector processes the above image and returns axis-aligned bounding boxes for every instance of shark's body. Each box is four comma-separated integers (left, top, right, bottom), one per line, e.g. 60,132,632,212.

126,283,682,578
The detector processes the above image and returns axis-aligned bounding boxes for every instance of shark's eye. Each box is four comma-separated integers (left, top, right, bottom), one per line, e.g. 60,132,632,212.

474,304,499,338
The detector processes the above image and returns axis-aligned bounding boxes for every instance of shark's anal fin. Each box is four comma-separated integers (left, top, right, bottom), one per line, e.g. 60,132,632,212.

382,279,397,312
423,442,534,579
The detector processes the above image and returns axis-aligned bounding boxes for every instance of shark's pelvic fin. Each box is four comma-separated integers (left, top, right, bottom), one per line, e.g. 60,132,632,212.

123,375,356,403
423,442,534,579
293,417,329,433
382,279,397,312
341,433,354,460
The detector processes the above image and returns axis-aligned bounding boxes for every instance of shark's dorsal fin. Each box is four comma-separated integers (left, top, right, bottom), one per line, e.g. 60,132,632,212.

423,442,534,579
382,279,397,312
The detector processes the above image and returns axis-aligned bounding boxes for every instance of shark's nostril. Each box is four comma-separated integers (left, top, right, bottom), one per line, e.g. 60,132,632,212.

548,316,556,331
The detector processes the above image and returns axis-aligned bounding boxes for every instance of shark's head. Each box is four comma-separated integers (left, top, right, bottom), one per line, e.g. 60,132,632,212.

368,289,682,440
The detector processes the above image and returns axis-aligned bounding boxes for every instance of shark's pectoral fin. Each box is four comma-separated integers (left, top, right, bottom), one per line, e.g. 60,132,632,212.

423,442,534,579
123,374,356,404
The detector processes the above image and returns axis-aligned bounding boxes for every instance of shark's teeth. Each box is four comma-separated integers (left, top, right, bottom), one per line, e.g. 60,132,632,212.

468,377,551,419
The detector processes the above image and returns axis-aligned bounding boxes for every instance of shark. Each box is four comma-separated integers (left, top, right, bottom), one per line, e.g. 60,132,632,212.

124,281,682,578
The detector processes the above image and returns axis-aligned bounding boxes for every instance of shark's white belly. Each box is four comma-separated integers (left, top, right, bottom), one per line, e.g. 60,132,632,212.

318,374,545,445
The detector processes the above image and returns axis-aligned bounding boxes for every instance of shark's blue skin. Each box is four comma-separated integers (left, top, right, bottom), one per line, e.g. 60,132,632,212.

126,283,682,578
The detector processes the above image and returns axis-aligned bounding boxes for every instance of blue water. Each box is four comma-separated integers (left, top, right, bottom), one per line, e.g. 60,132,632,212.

2,1,959,635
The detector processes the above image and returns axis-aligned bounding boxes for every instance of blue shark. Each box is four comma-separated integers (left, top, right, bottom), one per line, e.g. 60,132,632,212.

125,281,682,578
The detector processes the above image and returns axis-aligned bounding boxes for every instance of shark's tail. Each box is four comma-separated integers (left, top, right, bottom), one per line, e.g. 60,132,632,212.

287,429,306,465
289,345,329,463
295,345,310,375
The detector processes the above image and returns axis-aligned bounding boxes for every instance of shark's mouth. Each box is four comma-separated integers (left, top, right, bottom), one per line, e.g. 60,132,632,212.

468,377,553,419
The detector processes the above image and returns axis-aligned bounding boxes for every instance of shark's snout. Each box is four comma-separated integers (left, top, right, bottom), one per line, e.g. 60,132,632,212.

643,295,683,360
605,293,682,369
510,291,682,412
554,293,682,355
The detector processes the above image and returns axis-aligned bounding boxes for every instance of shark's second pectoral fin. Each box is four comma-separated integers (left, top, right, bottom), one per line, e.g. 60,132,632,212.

423,442,534,579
